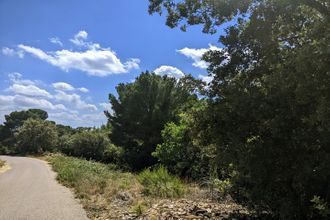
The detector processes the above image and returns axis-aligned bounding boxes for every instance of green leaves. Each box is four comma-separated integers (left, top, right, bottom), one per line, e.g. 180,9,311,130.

16,118,58,154
106,72,199,170
150,0,330,218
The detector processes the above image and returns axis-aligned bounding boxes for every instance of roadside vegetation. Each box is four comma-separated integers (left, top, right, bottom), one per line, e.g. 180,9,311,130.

46,154,238,219
0,0,329,219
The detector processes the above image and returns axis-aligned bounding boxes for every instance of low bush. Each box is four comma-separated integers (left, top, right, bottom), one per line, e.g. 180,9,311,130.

138,165,186,198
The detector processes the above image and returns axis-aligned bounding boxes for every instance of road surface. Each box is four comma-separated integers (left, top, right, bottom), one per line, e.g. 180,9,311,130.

0,156,89,220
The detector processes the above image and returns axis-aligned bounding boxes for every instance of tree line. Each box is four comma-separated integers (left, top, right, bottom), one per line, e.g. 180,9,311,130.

1,0,329,218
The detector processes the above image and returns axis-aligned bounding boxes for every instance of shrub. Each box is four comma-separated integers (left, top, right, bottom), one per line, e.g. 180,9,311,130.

70,131,108,161
131,201,148,216
153,103,215,179
138,166,186,198
15,118,58,154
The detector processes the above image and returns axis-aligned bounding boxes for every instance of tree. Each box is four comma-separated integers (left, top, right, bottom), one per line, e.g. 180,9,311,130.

0,109,48,146
149,0,330,218
105,72,199,170
153,100,215,179
16,118,58,154
69,130,109,161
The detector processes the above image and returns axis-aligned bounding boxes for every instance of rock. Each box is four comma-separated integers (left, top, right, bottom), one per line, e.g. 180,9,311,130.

116,191,133,202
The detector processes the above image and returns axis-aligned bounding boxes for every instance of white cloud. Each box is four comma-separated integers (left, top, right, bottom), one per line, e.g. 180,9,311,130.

14,95,66,110
52,82,74,91
18,44,140,76
48,111,106,127
8,72,37,86
4,31,140,76
2,47,15,56
154,65,185,78
198,74,213,84
0,94,65,111
99,102,112,112
78,87,89,93
177,44,224,69
0,73,105,127
2,47,24,58
54,90,97,111
7,84,52,99
70,30,88,47
52,82,89,93
49,37,63,46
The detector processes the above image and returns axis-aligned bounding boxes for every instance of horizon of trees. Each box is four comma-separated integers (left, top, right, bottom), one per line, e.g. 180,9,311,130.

0,0,329,218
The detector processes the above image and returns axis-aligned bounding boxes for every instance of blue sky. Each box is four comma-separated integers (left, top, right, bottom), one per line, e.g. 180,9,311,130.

0,0,226,127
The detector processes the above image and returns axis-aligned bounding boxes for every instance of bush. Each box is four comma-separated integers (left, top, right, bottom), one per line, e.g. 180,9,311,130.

70,131,108,161
15,118,58,154
153,102,215,179
138,166,186,198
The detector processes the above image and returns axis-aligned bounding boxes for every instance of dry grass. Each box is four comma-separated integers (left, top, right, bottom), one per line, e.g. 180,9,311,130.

44,154,237,219
45,154,145,219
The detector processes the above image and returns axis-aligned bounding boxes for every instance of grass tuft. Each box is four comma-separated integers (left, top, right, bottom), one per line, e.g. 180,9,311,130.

138,165,186,198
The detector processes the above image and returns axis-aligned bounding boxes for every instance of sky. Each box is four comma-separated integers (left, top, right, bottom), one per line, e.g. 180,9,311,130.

0,0,227,127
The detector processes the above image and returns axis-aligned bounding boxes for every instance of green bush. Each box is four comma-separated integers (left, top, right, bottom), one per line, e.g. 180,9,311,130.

138,166,186,198
70,130,108,161
15,118,58,154
153,102,215,179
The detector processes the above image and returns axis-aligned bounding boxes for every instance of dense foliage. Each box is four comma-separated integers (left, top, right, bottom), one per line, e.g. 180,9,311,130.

0,1,328,218
149,0,330,218
15,118,58,154
105,72,199,170
153,100,214,179
0,109,48,148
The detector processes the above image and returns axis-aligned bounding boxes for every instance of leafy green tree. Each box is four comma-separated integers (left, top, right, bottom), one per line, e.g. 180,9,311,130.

150,0,330,218
15,118,58,154
153,100,214,179
0,109,48,147
69,130,109,161
105,72,199,170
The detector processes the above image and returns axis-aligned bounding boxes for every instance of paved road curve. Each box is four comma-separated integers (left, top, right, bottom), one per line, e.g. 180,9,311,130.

0,156,89,220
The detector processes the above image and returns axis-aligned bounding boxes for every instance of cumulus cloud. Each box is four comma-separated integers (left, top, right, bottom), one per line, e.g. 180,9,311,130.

0,94,66,111
54,90,97,111
49,37,63,46
177,44,224,69
2,47,24,58
17,44,140,76
154,65,185,78
14,95,66,110
48,111,106,127
0,73,106,127
78,87,89,93
8,72,38,86
7,84,53,99
99,102,112,112
2,47,15,56
70,30,88,47
3,31,140,76
52,82,75,91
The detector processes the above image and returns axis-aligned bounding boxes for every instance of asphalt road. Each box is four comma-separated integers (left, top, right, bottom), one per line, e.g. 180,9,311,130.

0,156,89,220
